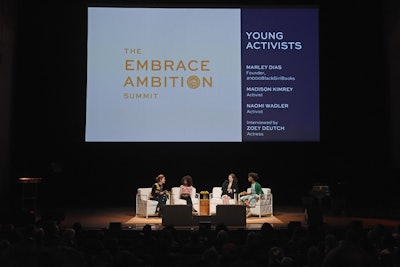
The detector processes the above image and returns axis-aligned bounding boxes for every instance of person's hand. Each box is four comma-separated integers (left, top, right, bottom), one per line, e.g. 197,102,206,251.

228,189,232,193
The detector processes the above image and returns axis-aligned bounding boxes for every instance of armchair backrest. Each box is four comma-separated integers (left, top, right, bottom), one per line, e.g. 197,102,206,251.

263,188,271,194
212,187,222,198
171,187,181,202
137,188,152,200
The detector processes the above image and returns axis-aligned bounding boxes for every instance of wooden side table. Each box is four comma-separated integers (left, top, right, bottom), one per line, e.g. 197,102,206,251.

200,199,210,215
199,192,210,215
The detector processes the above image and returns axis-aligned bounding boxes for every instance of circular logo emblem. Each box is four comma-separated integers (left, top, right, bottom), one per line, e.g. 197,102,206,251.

187,75,200,89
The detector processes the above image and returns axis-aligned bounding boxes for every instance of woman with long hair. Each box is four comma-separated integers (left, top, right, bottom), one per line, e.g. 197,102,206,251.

221,173,239,204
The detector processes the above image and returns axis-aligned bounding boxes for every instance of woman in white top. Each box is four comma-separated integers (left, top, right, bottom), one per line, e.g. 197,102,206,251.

179,175,197,212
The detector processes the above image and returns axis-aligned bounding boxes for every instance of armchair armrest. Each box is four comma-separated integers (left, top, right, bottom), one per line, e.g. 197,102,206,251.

239,191,249,197
258,193,272,204
140,194,149,200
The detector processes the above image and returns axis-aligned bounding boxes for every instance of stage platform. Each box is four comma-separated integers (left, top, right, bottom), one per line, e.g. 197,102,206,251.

47,204,400,232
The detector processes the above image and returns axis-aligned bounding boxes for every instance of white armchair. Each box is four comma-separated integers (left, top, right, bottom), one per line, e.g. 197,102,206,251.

135,187,170,218
170,186,200,213
241,187,273,218
209,187,236,215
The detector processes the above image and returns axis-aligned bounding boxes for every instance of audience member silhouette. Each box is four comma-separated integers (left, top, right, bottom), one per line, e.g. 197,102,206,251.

0,216,398,267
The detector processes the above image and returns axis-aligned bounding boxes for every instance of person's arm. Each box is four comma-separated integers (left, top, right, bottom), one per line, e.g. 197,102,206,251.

233,182,239,194
189,186,194,197
240,183,249,196
180,185,190,197
151,183,160,198
255,182,263,195
179,185,183,196
221,180,228,196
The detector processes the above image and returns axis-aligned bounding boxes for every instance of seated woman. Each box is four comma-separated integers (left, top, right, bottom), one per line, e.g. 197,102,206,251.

150,174,169,217
221,173,239,204
179,175,198,213
239,172,264,217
